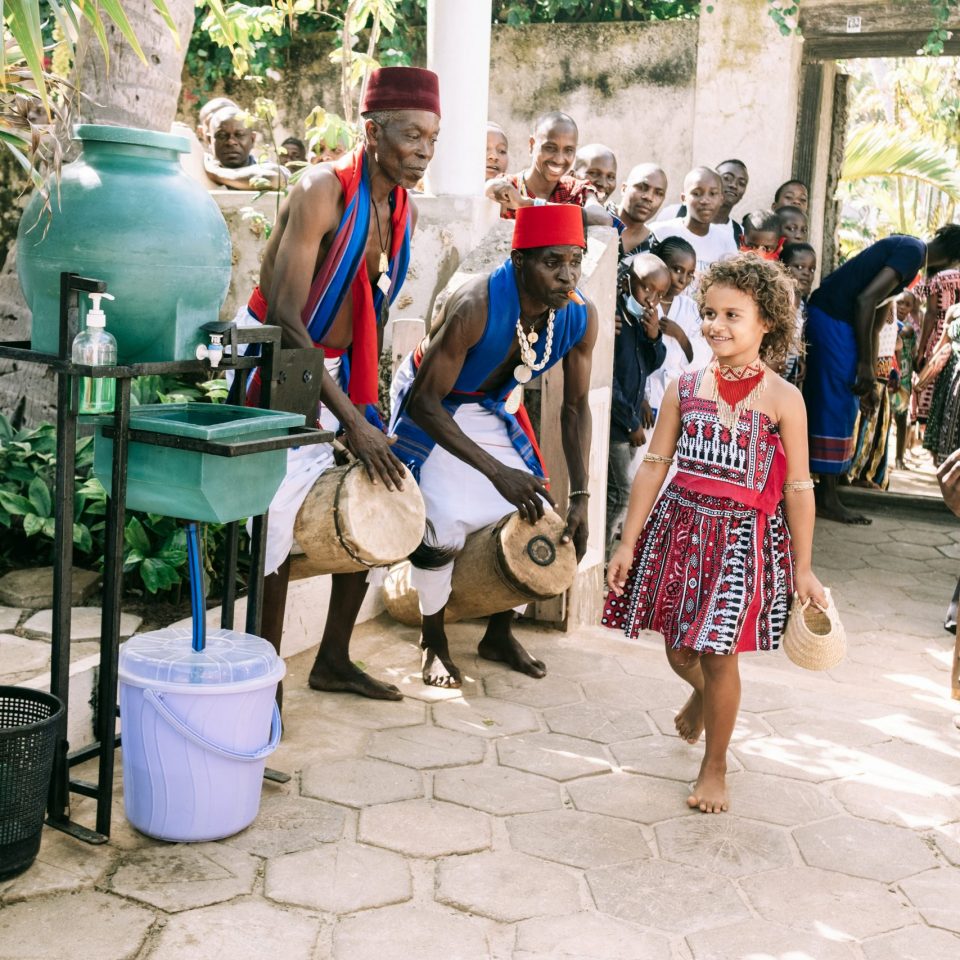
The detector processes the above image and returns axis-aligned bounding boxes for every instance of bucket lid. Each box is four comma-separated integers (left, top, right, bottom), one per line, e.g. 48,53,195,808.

119,628,282,686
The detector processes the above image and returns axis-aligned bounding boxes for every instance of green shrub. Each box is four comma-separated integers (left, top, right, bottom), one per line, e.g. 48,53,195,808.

0,377,248,598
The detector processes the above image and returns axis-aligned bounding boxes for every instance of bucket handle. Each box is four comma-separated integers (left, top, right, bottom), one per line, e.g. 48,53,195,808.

144,689,281,763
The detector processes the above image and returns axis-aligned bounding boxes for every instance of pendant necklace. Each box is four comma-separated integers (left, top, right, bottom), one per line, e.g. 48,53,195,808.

514,309,555,384
372,200,391,294
711,357,766,434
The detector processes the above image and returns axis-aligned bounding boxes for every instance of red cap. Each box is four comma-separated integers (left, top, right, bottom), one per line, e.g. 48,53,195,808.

512,205,586,250
361,67,441,117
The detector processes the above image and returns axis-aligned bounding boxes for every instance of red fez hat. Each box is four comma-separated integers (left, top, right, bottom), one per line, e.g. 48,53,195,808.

512,205,586,250
361,67,441,117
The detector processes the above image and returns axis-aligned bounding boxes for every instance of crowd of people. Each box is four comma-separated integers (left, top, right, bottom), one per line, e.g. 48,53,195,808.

204,64,960,815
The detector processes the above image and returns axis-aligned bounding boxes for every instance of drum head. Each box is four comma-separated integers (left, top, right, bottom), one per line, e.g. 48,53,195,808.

496,509,577,599
337,462,427,565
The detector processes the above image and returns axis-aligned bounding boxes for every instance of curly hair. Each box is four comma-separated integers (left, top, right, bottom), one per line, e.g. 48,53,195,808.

696,254,798,367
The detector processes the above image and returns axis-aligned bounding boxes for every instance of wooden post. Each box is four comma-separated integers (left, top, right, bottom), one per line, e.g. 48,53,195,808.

533,226,618,628
392,317,426,376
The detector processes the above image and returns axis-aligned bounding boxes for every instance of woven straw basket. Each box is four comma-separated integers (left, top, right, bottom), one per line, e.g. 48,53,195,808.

782,588,846,671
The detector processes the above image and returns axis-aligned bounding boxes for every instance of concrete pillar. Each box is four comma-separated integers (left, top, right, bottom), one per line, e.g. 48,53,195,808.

691,0,804,212
426,0,492,196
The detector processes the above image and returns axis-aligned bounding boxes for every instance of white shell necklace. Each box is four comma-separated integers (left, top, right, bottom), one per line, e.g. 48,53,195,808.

513,309,555,384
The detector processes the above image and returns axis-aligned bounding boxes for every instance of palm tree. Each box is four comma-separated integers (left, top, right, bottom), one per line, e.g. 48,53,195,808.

838,58,960,257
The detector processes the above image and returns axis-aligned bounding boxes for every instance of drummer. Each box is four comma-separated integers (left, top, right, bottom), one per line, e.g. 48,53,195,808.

242,66,442,702
390,205,597,688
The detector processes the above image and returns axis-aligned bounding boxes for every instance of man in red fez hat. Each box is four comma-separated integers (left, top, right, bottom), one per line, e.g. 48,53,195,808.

389,205,597,688
238,65,441,702
485,111,612,226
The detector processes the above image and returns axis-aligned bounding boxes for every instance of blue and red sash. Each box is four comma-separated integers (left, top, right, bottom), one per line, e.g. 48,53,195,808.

246,145,410,412
389,260,588,480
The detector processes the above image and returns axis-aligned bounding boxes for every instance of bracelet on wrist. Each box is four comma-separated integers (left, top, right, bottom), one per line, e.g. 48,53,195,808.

569,489,590,499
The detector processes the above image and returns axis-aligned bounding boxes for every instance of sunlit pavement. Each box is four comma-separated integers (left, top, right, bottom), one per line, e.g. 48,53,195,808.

2,506,959,960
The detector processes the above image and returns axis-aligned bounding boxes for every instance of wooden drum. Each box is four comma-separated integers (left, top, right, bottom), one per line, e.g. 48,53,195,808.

293,461,426,574
383,509,577,623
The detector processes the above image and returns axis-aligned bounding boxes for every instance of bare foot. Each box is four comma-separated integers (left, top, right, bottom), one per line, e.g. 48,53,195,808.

421,642,462,688
816,503,872,525
674,691,704,744
478,626,546,679
687,761,728,813
308,656,402,701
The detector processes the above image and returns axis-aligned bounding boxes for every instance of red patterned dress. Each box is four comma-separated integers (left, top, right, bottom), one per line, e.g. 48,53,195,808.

602,369,794,655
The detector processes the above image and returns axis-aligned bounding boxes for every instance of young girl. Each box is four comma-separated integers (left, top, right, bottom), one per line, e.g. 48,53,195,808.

603,255,826,814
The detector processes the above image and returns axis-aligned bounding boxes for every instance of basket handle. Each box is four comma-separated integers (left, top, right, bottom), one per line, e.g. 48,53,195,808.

794,591,831,616
144,689,281,762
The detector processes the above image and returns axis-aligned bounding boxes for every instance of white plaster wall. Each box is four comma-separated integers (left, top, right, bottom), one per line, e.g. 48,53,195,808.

691,0,804,213
488,20,698,205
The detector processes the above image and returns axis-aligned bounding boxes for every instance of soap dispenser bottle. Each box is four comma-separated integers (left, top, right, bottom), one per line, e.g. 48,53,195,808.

73,292,117,414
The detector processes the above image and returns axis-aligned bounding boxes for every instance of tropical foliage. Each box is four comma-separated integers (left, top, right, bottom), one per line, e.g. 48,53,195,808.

1,0,178,176
0,376,243,597
838,58,960,258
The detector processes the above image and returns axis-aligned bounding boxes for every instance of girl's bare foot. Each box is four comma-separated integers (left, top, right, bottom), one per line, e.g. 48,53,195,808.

688,760,728,813
674,691,704,743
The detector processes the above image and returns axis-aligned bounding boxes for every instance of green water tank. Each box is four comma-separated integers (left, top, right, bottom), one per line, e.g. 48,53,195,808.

17,125,232,364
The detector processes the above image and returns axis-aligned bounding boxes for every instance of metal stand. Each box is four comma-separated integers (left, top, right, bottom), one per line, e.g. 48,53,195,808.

0,273,330,842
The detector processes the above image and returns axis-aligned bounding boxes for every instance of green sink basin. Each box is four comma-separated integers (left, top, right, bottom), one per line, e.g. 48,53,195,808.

93,403,305,522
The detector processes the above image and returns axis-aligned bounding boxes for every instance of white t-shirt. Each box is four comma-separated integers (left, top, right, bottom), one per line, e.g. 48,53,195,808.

877,318,898,360
646,295,711,411
648,218,738,294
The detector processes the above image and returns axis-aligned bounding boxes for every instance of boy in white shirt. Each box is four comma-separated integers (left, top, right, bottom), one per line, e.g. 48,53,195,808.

650,166,737,294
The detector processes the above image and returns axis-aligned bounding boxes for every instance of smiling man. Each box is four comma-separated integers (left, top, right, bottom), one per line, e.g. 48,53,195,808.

390,205,597,689
715,159,749,247
239,66,442,703
485,112,612,225
613,163,668,260
574,143,618,205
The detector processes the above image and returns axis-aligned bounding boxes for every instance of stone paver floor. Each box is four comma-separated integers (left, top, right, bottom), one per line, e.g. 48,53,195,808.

2,510,960,959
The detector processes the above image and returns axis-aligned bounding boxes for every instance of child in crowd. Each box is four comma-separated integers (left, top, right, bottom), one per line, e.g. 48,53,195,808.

740,210,783,258
644,236,712,446
280,137,307,165
848,304,899,489
779,241,817,386
604,255,825,814
773,179,809,213
892,292,919,470
777,205,809,243
651,167,738,293
606,254,672,556
574,143,618,205
485,122,509,181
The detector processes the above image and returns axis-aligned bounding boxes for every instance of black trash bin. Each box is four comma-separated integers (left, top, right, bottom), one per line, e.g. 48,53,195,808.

0,686,64,880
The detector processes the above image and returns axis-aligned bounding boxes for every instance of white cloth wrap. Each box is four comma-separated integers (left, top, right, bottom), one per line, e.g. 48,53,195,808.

251,356,340,577
410,403,536,616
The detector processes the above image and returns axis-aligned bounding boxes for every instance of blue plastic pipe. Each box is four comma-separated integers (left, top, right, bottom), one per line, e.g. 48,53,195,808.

186,522,206,652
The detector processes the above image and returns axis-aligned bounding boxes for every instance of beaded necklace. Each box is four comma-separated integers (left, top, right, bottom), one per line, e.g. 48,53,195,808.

711,357,766,433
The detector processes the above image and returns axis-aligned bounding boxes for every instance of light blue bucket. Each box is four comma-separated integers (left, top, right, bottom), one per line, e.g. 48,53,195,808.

118,627,285,842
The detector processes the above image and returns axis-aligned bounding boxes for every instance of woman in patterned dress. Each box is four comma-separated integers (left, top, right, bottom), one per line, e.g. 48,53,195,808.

604,255,826,814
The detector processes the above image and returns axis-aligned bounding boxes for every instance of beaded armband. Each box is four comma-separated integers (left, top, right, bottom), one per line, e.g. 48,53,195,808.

783,479,815,493
643,453,675,465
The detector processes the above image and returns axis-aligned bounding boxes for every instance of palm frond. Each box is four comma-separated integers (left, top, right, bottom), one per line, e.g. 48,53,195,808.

841,123,960,200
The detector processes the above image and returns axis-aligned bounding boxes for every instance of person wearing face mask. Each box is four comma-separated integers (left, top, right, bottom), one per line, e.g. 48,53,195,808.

606,253,671,556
